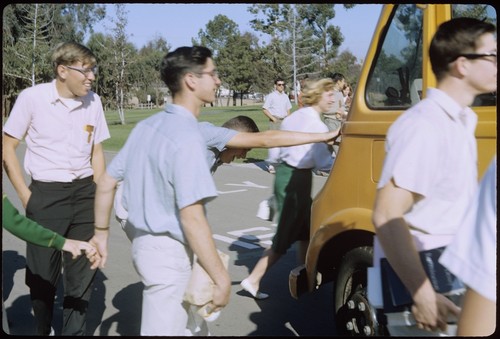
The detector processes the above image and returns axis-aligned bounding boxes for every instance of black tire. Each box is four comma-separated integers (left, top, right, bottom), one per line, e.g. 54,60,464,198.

333,246,387,336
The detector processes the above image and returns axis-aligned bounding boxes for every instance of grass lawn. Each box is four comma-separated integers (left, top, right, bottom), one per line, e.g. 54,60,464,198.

102,104,297,163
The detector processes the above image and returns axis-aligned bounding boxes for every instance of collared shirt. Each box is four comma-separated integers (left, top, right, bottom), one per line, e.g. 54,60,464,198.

114,122,236,221
107,104,217,243
279,106,334,171
263,90,292,119
440,157,496,302
3,80,110,182
198,122,238,173
378,88,478,235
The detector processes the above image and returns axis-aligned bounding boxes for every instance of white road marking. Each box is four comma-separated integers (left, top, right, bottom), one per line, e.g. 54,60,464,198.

214,227,276,250
217,189,247,194
213,234,261,249
225,181,268,189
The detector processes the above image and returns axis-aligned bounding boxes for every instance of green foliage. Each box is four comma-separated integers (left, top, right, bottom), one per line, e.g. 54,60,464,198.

2,3,106,114
3,3,365,117
329,50,361,85
218,33,261,95
194,14,240,57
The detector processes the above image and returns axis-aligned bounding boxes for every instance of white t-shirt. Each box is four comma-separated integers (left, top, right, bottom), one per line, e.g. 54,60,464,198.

279,106,333,171
439,157,497,302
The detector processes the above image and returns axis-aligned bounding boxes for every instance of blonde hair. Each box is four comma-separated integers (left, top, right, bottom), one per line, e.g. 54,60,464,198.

301,78,335,106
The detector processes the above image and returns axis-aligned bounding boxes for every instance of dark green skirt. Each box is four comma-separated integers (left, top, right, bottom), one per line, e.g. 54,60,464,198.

272,162,312,254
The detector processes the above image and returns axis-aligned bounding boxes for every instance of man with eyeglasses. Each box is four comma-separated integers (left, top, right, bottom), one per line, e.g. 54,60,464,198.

2,42,109,335
371,17,496,336
91,46,231,336
262,78,292,173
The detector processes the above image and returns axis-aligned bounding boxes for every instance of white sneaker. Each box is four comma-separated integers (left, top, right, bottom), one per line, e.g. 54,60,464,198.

267,165,275,174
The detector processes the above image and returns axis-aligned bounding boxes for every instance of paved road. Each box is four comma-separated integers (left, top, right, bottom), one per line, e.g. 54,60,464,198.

2,145,337,336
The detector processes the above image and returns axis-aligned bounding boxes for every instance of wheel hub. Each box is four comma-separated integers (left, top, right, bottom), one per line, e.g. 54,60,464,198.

342,292,378,336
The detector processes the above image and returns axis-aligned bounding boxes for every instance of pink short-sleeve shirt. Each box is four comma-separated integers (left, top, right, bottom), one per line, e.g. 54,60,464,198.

3,80,110,182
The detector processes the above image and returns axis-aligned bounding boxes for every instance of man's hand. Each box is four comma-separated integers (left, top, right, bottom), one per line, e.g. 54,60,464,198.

411,282,461,332
62,239,102,270
209,270,231,313
90,229,109,269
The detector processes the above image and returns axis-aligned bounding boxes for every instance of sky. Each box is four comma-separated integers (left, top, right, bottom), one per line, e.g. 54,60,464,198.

92,3,383,61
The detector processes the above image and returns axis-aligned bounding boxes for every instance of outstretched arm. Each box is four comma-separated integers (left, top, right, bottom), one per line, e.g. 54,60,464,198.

226,129,340,149
3,195,100,269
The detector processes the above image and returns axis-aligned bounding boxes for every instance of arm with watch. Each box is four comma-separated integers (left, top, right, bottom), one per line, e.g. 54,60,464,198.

90,170,118,268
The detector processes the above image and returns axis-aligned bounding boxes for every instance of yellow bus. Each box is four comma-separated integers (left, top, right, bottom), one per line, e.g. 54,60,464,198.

289,4,496,336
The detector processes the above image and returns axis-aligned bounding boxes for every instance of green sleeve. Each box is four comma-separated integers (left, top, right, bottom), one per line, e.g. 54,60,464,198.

2,195,66,250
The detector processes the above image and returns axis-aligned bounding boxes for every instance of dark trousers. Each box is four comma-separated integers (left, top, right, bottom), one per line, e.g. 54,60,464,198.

25,177,97,336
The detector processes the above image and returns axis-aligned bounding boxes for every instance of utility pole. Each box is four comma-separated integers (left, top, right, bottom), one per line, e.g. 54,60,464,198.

292,5,297,104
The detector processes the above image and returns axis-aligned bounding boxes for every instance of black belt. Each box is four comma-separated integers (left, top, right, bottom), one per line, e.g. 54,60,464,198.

31,175,94,186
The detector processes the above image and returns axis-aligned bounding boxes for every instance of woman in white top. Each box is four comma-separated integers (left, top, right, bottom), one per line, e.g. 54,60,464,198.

241,78,340,299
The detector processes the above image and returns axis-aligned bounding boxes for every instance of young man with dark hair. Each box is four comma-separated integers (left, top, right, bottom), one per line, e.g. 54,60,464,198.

262,78,292,173
372,17,496,336
91,46,230,336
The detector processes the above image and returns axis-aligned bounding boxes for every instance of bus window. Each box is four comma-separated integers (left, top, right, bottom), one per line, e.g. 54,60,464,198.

366,4,424,109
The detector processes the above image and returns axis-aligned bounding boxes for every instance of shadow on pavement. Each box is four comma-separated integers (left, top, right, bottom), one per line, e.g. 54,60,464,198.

230,237,337,336
92,281,143,336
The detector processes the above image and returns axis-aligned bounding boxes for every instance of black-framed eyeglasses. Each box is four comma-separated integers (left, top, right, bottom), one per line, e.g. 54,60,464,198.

64,65,98,77
457,53,497,63
276,83,285,86
196,70,219,79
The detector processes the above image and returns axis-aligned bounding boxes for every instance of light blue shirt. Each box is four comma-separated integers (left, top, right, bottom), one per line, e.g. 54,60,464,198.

198,122,238,173
107,104,217,243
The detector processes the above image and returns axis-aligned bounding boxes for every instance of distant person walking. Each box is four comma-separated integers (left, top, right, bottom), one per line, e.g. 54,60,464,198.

262,78,292,173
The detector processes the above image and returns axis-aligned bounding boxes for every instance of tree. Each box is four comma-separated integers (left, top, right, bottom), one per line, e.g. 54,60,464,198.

108,4,134,124
86,33,116,110
329,50,361,85
2,3,105,116
248,3,357,92
217,32,261,106
194,14,240,106
194,14,239,58
296,4,347,74
248,4,294,85
132,37,170,107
